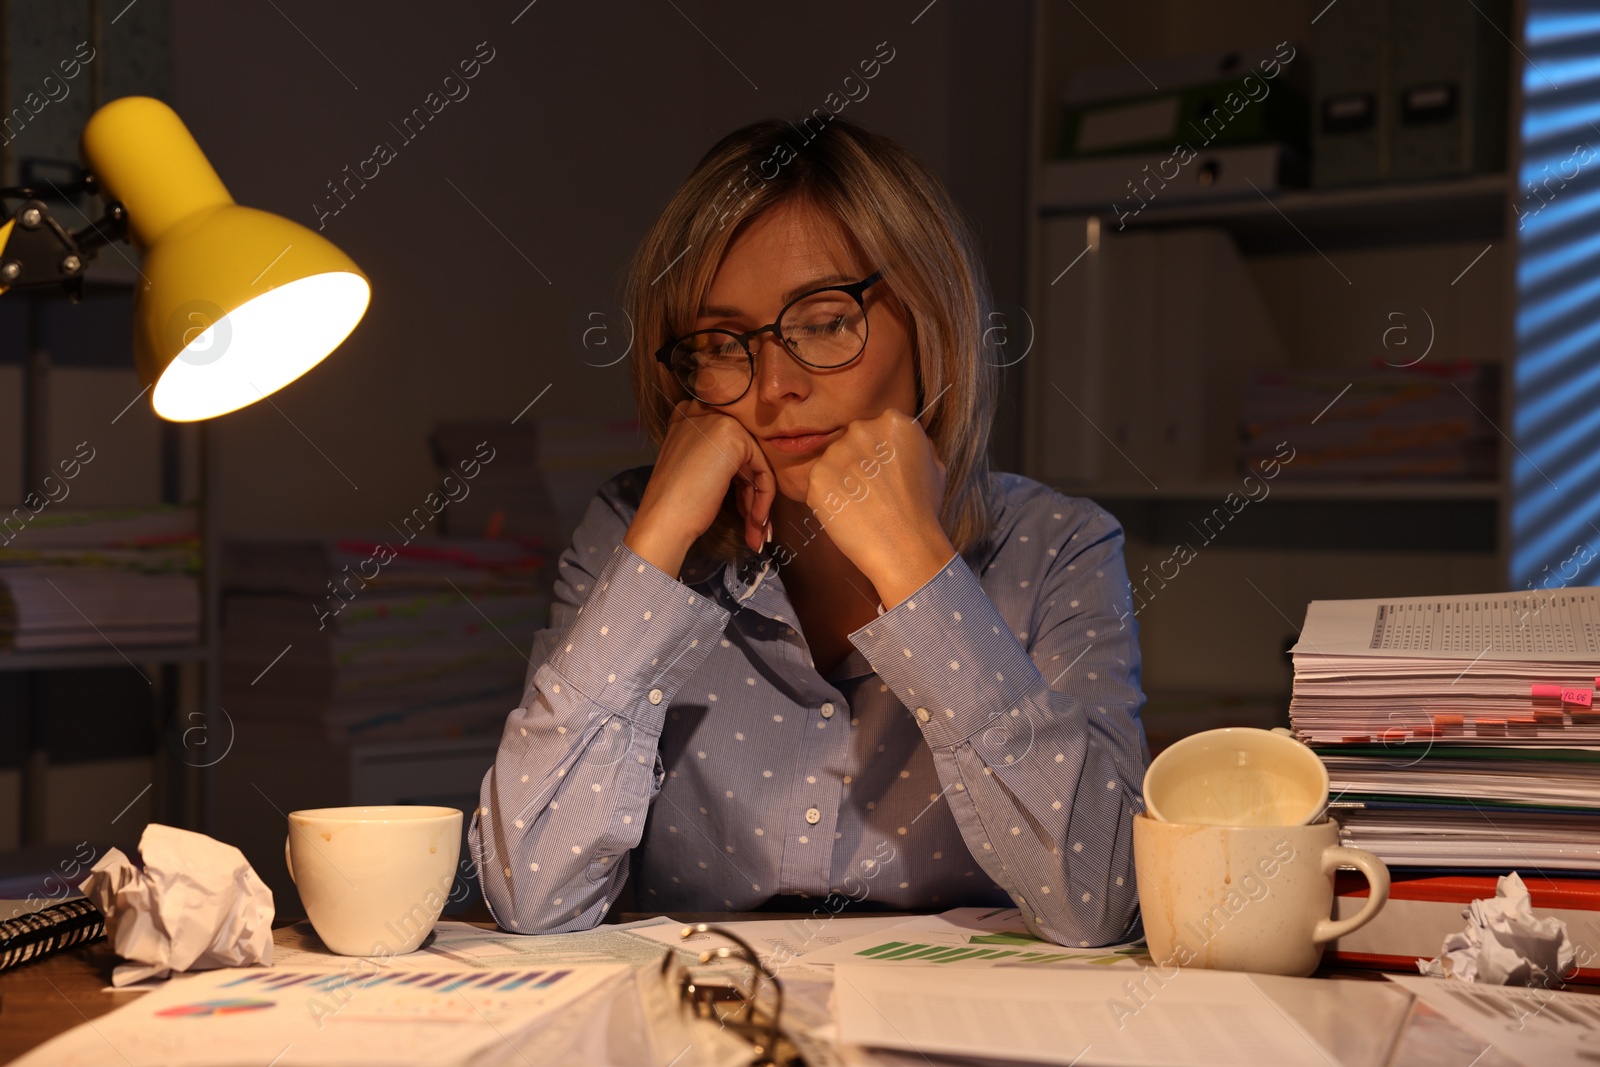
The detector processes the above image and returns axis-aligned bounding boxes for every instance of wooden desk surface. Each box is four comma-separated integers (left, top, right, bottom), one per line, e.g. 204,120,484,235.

0,938,145,1066
0,911,1588,1065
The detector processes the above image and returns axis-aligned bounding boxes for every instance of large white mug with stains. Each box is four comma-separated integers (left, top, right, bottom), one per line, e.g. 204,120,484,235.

285,805,462,956
1133,814,1389,977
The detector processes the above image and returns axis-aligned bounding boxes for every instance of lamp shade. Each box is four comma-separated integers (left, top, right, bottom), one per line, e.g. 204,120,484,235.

81,96,370,422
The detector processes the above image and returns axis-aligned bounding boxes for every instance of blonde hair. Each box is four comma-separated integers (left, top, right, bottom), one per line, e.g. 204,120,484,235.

624,116,998,570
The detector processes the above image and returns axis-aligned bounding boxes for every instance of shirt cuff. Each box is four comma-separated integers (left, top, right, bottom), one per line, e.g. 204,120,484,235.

544,540,730,730
848,553,1041,749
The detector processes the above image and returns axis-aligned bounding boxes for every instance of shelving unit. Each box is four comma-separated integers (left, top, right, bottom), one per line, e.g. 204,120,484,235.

1038,169,1509,252
1019,0,1523,699
2,261,221,846
0,646,210,672
1074,479,1504,502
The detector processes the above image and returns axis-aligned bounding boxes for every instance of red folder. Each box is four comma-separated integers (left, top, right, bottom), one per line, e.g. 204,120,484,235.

1329,871,1600,983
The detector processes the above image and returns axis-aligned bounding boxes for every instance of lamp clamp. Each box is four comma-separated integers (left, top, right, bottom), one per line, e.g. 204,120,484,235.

0,175,129,302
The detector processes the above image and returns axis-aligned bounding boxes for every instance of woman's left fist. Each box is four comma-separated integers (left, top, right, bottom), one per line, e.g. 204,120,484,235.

803,409,956,606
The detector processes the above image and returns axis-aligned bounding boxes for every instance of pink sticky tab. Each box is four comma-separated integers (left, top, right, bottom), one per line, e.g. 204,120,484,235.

1532,684,1564,699
1562,687,1594,707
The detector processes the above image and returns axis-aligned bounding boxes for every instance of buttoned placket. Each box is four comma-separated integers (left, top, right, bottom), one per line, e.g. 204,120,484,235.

707,551,867,896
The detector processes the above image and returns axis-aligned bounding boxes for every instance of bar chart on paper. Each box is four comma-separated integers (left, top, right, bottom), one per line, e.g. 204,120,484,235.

215,968,582,1019
11,962,631,1067
802,908,1147,969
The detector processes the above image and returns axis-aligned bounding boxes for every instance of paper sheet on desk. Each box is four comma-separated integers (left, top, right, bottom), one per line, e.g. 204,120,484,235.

803,907,1146,969
17,963,635,1067
103,918,706,992
270,916,702,970
833,963,1342,1067
1387,974,1600,1067
626,913,913,981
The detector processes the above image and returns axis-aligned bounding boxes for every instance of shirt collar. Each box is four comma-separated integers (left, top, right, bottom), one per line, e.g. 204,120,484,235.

676,472,1011,680
683,548,877,682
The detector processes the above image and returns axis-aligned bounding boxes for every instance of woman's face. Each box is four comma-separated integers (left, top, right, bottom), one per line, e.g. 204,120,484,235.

691,199,918,504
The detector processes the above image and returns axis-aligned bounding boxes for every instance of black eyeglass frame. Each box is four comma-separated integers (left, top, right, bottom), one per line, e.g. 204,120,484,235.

658,923,809,1066
655,270,885,406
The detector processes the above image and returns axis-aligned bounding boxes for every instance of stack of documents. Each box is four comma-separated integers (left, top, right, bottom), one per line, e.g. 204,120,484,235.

1240,365,1499,480
0,506,199,651
1289,589,1600,873
221,536,552,741
429,417,653,543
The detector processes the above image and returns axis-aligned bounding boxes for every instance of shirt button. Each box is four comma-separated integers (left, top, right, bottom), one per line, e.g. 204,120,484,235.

804,807,821,825
647,688,663,705
820,702,835,718
916,707,930,723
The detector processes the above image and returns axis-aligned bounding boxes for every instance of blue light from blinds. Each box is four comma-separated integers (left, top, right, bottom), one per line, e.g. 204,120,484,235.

1514,3,1600,586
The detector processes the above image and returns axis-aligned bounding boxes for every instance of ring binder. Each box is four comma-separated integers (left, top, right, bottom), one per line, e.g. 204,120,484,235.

658,923,809,1067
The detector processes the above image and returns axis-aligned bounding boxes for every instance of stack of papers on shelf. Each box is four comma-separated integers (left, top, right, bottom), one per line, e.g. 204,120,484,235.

221,536,552,742
0,506,200,651
1289,588,1600,874
430,418,653,544
1240,364,1499,480
1,504,197,549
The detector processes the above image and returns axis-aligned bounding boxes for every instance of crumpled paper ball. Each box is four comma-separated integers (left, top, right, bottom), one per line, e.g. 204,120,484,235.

81,822,275,986
1419,871,1577,986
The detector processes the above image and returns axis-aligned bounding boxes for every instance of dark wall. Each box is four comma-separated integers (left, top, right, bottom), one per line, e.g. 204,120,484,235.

167,0,1031,537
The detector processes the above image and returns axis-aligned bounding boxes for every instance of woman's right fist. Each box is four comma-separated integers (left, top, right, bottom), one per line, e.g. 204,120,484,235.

623,400,776,576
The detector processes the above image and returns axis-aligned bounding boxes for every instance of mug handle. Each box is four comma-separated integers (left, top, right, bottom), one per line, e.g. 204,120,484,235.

1313,845,1389,943
284,837,296,884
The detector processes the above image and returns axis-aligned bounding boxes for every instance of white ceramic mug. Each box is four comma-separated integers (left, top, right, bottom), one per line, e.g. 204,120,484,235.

1132,814,1389,977
1143,726,1328,826
285,805,462,956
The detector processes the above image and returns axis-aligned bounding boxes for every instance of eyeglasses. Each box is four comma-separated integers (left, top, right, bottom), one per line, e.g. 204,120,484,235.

658,923,810,1067
656,271,883,406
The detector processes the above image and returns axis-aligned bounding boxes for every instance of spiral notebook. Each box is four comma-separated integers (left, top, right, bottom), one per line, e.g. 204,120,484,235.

0,897,106,972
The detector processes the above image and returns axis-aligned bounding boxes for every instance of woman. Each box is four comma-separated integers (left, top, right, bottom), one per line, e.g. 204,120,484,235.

469,116,1149,948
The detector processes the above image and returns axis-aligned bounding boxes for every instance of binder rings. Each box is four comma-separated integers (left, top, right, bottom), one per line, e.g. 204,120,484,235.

0,898,107,973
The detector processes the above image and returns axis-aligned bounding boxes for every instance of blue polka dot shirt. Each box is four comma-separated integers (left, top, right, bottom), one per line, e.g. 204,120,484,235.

469,465,1150,946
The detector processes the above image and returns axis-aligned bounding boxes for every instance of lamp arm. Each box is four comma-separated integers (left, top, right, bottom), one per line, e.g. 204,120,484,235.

0,180,129,300
69,200,129,258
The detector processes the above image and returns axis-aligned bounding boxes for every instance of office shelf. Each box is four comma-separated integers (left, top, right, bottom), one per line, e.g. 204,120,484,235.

1038,171,1510,253
1020,0,1523,696
1063,480,1503,503
0,643,210,672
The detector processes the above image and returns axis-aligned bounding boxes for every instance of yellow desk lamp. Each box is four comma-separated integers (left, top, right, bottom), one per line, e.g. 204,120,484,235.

0,96,369,421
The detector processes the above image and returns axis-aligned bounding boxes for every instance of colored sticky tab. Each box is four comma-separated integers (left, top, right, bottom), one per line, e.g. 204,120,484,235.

1561,687,1594,707
1431,713,1464,727
1532,684,1564,700
1532,707,1566,724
